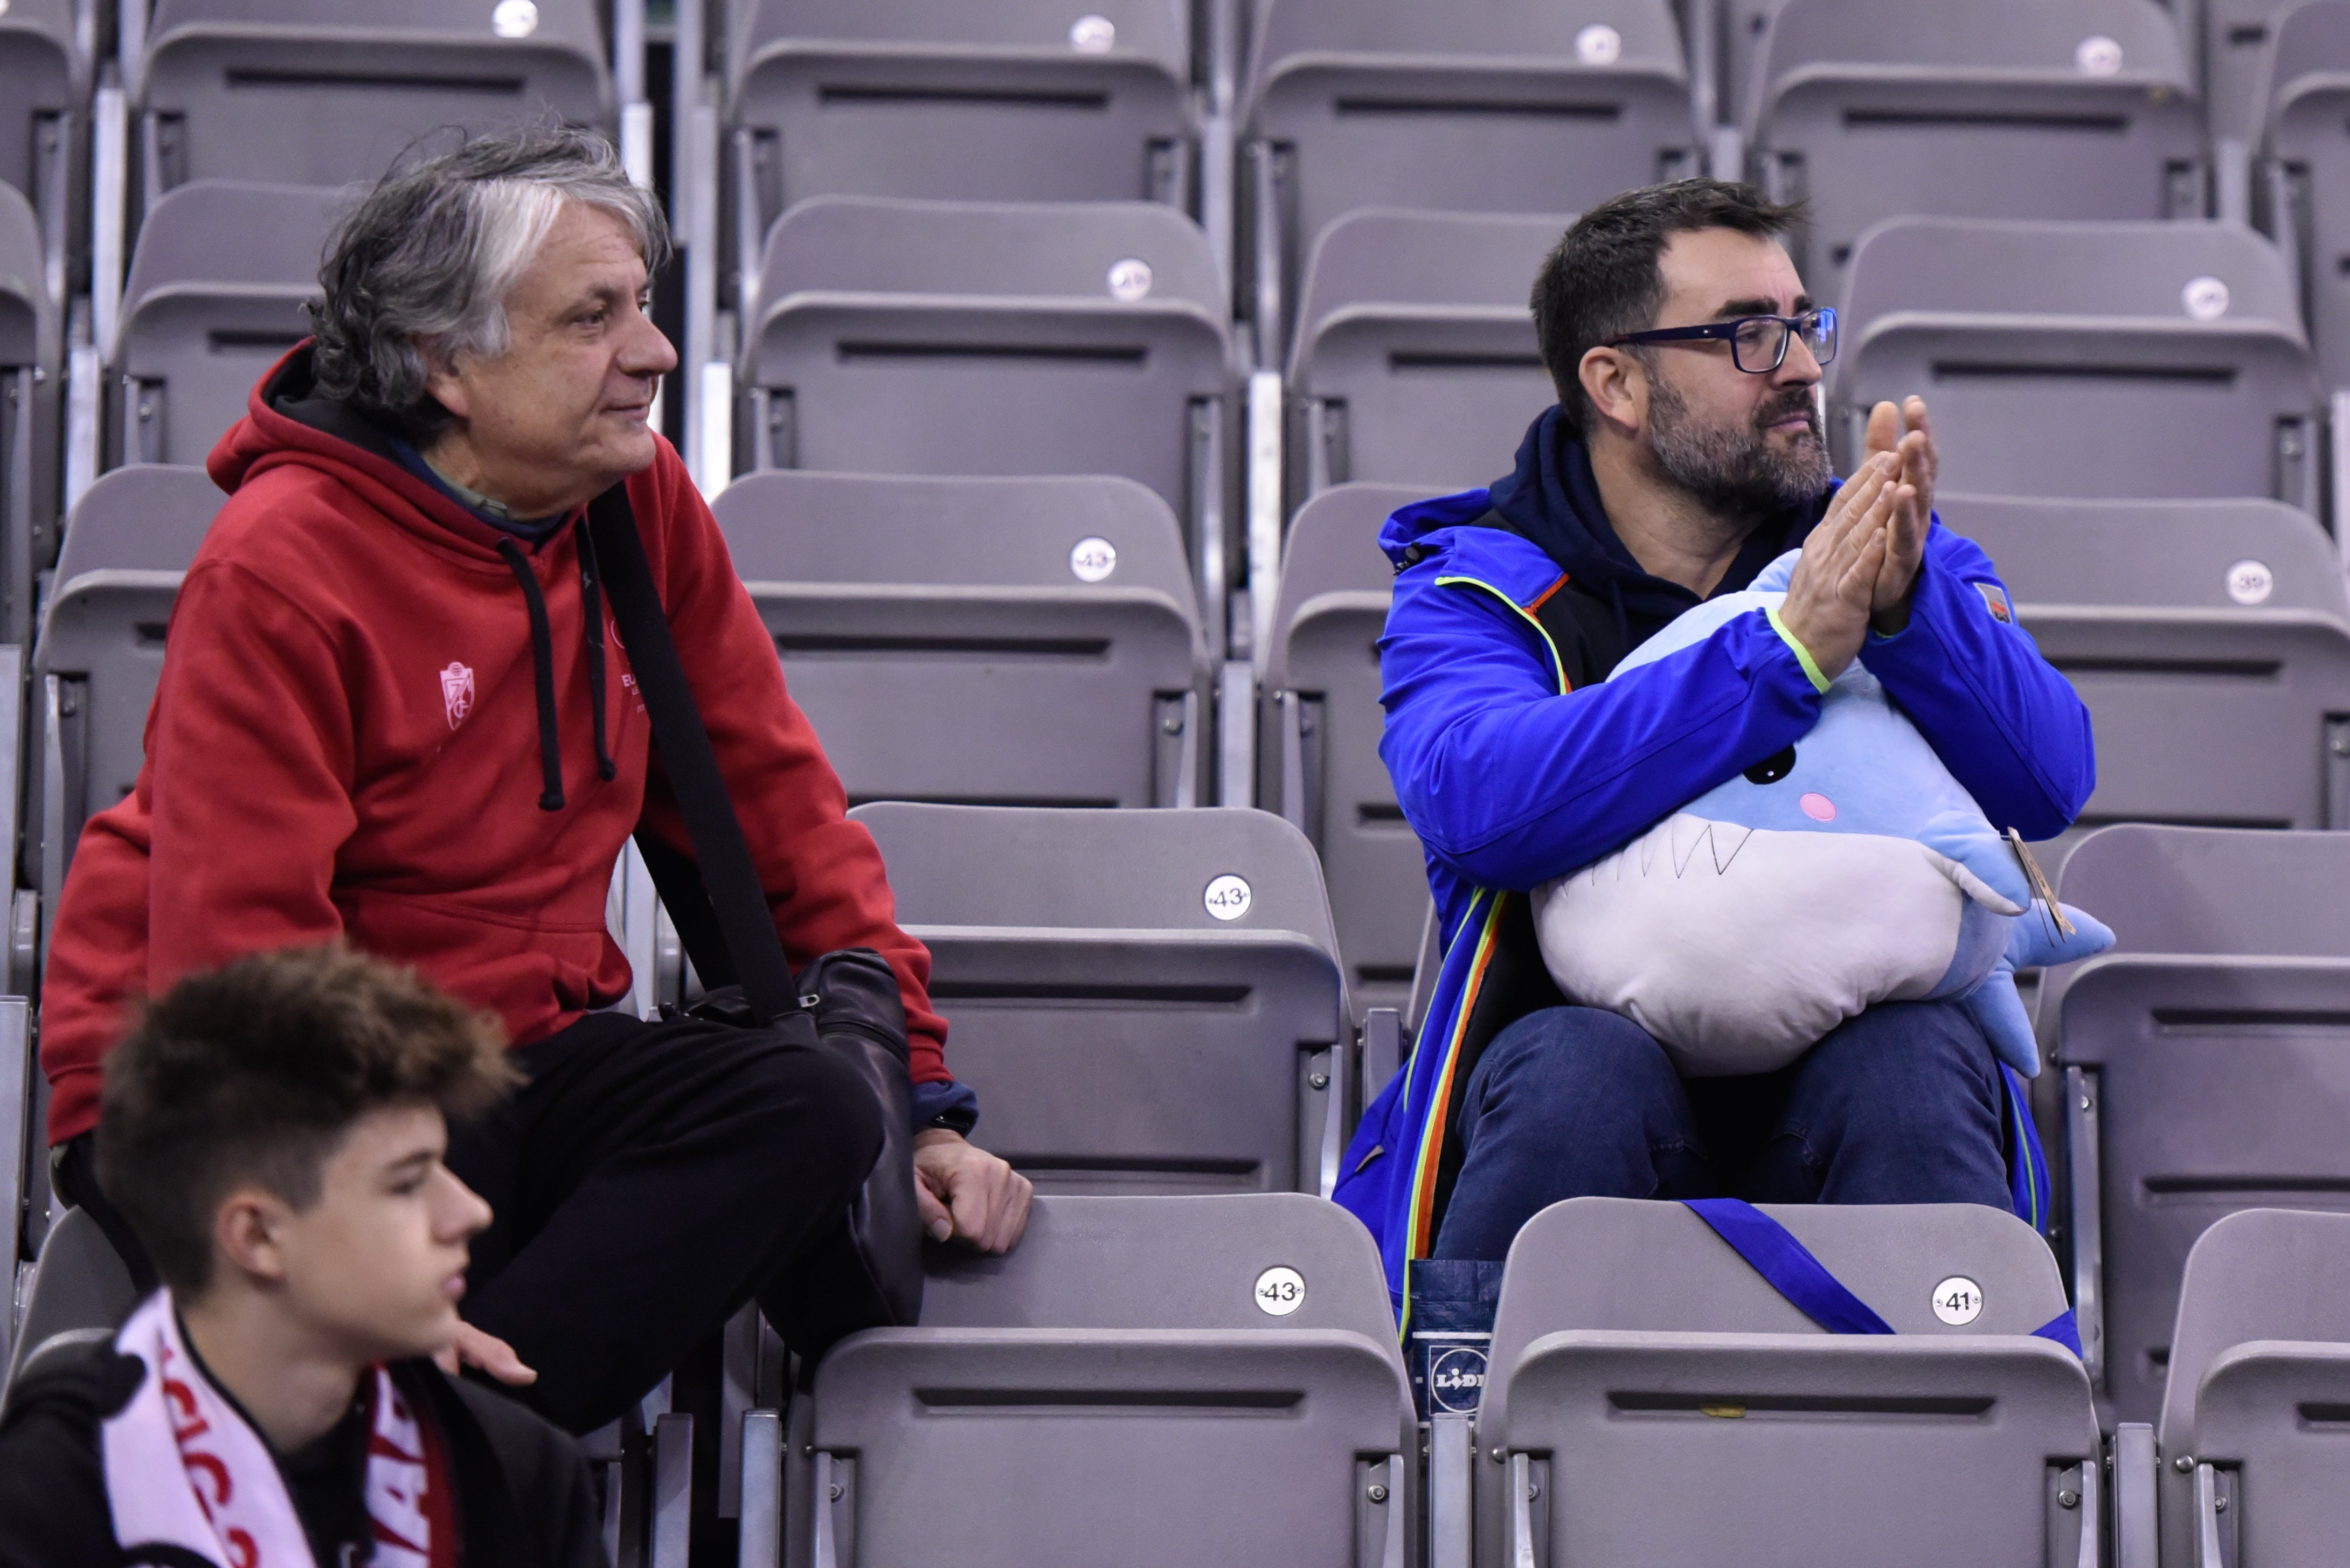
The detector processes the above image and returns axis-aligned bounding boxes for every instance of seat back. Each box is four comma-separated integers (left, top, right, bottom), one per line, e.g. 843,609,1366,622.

805,1194,1411,1568
0,0,78,294
0,1208,139,1416
140,0,611,197
744,197,1231,537
1946,494,2347,615
1834,218,2320,505
1258,482,1430,1015
1243,0,1693,345
1476,1197,2096,1567
1749,0,2201,299
2261,0,2350,387
851,802,1347,1195
711,470,1207,809
114,181,345,467
1285,210,1561,502
2155,1208,2350,1567
0,179,60,642
34,465,224,907
729,0,1189,240
2047,826,2350,1424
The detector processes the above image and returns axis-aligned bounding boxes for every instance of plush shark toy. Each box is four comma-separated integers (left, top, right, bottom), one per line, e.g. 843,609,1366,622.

1532,549,2111,1079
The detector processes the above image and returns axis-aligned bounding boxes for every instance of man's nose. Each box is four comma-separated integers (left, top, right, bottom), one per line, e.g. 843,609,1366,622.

1776,330,1824,387
621,308,680,379
435,1167,495,1241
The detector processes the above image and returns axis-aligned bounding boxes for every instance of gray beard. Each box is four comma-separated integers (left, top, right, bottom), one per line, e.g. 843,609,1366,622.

1646,373,1832,518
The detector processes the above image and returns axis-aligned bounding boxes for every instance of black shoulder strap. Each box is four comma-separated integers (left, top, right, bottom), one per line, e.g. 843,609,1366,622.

585,483,800,1027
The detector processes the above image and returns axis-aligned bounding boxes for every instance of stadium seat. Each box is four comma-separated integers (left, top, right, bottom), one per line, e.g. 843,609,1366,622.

1947,494,2346,615
135,0,612,211
1834,218,2322,510
0,0,81,304
1473,1197,2101,1566
2153,1208,2350,1566
1938,492,2350,832
1743,0,2206,300
0,179,60,643
1281,209,1559,512
2208,0,2294,150
738,196,1235,639
0,1207,138,1417
33,465,223,931
112,181,343,468
2045,824,2350,1426
789,1193,1413,1568
2256,0,2350,388
849,801,1351,1196
726,0,1192,262
1239,0,1695,364
710,470,1209,809
1257,482,1431,1018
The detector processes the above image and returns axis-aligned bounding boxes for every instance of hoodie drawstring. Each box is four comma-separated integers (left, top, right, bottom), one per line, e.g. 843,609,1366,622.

497,538,569,812
573,517,618,784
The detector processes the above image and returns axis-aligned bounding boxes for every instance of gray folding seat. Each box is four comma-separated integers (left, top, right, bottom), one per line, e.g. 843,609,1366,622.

0,0,82,306
0,1208,138,1414
1283,210,1561,511
1948,494,2345,615
849,801,1349,1196
34,464,223,928
727,0,1191,262
0,178,61,642
787,1193,1413,1568
2152,1208,2350,1566
1239,0,1696,362
740,197,1234,635
112,181,344,468
1258,482,1429,1018
2044,824,2350,1426
2256,0,2350,387
1473,1197,2101,1566
1938,492,2350,832
1743,0,2206,300
1835,218,2322,510
711,471,1209,809
136,0,612,208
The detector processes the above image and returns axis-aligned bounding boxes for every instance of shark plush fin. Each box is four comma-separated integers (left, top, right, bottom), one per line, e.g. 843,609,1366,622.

1917,811,2033,914
1959,901,2116,1079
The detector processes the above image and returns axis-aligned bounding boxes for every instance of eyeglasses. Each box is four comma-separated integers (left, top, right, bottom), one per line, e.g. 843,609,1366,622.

1605,307,1838,374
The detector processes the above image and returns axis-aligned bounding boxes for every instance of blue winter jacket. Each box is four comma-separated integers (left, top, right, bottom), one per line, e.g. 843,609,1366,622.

1331,407,2098,1322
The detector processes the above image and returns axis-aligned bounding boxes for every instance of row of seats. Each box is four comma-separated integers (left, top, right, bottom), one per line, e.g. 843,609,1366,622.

34,455,2350,1018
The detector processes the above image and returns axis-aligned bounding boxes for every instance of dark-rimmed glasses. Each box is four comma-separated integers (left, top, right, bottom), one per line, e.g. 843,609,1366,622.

1605,307,1837,374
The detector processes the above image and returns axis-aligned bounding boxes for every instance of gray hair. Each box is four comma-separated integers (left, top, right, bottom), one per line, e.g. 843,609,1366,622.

309,124,671,439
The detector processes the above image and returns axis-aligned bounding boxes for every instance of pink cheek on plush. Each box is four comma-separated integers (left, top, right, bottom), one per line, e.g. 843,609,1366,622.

1799,792,1837,822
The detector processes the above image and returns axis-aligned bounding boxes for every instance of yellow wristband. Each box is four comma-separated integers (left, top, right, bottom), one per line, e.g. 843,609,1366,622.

1765,606,1832,694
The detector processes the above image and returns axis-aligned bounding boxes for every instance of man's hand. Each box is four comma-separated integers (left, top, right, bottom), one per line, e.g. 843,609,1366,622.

1862,397,1936,631
434,1321,537,1385
1777,453,1908,682
913,1129,1032,1254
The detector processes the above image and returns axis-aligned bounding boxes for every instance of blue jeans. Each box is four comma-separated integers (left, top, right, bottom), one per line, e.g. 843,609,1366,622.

1431,1000,2012,1261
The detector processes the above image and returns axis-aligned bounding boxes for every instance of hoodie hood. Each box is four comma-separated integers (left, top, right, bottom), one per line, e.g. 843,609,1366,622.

1381,404,1834,652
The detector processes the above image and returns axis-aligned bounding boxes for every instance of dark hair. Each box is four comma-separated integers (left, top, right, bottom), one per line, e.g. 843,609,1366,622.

96,944,517,1294
1531,179,1808,435
309,123,671,440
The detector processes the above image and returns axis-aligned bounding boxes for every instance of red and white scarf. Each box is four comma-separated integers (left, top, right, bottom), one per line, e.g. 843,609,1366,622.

100,1291,457,1568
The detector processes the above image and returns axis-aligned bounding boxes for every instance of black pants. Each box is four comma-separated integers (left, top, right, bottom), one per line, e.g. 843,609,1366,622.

443,1010,884,1434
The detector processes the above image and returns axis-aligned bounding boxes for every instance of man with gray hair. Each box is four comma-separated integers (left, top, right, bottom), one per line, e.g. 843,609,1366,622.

39,126,1030,1434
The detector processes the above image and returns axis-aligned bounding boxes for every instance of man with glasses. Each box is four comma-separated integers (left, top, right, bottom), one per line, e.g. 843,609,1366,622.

1334,181,2093,1295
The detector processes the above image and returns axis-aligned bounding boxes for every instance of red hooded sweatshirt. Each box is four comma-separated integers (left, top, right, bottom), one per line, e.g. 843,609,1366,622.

39,349,952,1144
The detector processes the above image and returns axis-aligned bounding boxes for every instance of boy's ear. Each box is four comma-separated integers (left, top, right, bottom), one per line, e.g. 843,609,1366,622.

213,1186,297,1287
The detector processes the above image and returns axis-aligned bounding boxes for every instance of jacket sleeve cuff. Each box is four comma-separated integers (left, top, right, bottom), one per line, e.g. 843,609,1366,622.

911,1077,980,1135
1764,607,1833,693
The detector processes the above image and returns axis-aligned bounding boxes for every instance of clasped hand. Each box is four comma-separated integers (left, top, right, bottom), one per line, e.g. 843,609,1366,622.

1775,397,1936,682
